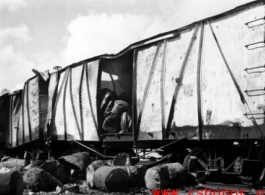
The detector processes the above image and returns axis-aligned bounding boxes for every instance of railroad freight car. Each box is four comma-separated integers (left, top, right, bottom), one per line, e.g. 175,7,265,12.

1,0,265,186
48,0,265,185
0,75,49,158
43,0,265,185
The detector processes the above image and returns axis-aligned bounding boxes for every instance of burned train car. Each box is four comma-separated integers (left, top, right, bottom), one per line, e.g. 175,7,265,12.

46,0,265,184
0,76,49,158
1,0,265,185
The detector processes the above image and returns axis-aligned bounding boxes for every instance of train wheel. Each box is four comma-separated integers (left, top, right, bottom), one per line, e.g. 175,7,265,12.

183,147,209,183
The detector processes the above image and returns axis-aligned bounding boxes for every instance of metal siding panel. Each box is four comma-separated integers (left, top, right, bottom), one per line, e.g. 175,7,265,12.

171,28,200,136
62,67,83,141
161,26,200,140
136,44,159,140
163,37,182,130
201,4,265,139
201,23,245,139
10,92,22,147
52,71,67,140
69,66,83,140
65,69,79,140
136,45,158,113
18,114,23,145
28,77,39,141
139,43,163,139
82,61,99,141
45,72,58,137
23,84,30,143
52,61,99,141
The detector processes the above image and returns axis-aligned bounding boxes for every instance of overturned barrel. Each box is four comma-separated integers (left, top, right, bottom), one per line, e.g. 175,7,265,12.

39,158,70,184
86,160,112,188
144,162,187,190
58,152,90,171
0,167,23,195
23,167,62,191
94,166,129,192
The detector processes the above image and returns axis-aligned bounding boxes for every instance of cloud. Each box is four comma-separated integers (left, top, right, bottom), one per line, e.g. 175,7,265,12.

60,0,254,66
0,0,28,12
0,45,34,90
0,24,31,43
60,13,175,65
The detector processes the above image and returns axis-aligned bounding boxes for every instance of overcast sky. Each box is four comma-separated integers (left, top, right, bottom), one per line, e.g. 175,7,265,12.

0,0,253,91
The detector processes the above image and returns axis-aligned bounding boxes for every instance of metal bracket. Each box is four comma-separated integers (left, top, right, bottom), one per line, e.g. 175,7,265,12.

245,17,265,28
244,112,265,120
244,65,265,74
244,88,265,96
245,41,265,50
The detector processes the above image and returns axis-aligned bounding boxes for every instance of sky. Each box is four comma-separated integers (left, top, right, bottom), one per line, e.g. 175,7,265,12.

0,0,253,91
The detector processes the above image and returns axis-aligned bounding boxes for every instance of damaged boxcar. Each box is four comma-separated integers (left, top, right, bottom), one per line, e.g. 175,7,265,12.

0,0,265,186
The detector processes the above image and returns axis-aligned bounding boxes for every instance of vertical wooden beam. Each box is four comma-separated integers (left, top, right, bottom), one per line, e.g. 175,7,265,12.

63,69,70,140
161,40,168,141
26,81,32,142
132,49,137,145
79,63,85,140
197,23,204,140
22,84,25,144
9,96,13,147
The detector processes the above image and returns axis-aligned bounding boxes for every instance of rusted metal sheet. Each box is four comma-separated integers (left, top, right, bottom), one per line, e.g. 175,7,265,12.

51,61,99,141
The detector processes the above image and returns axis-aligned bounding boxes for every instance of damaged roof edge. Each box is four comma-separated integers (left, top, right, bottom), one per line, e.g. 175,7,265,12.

58,0,264,72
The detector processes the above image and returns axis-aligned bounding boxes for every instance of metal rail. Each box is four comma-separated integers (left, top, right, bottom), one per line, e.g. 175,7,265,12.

74,140,115,159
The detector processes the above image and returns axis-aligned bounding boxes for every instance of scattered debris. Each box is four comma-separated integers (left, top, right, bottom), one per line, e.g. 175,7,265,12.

58,152,90,171
23,167,62,192
0,167,24,195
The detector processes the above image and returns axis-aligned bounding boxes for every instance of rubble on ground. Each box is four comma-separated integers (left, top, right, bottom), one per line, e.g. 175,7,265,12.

0,151,197,195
